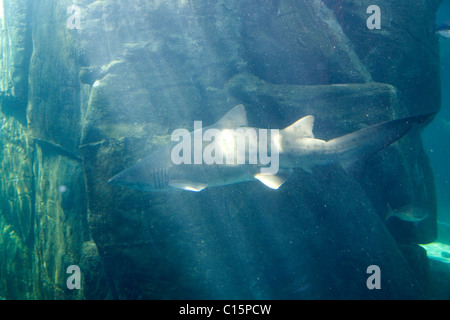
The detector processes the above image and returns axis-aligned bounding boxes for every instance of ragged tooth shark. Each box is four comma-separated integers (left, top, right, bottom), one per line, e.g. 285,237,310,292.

436,20,450,39
108,105,433,192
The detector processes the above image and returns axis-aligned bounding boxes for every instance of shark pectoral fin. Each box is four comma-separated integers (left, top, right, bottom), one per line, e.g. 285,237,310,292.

169,180,208,192
254,171,291,190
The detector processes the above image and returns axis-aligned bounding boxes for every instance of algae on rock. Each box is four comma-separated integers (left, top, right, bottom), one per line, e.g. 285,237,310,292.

0,0,443,299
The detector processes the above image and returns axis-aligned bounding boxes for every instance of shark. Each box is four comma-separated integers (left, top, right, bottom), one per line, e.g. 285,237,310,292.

108,105,432,192
436,21,450,39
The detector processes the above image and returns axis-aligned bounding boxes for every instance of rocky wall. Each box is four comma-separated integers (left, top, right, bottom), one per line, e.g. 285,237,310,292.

0,0,443,299
0,0,102,299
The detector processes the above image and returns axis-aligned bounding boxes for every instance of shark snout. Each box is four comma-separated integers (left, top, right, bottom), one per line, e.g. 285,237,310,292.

108,172,126,186
108,176,118,185
108,167,151,189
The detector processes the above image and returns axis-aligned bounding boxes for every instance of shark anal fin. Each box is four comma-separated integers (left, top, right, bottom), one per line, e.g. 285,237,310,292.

169,180,208,192
254,171,291,190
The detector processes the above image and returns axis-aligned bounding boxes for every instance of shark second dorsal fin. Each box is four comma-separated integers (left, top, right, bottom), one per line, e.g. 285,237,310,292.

282,115,315,139
214,105,248,129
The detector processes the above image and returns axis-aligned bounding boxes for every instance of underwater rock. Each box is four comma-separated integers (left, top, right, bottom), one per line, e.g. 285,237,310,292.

0,117,33,243
227,72,403,134
0,0,442,299
31,145,89,300
26,0,82,155
0,219,32,299
0,0,98,300
237,0,372,85
0,119,33,299
286,166,426,299
0,0,32,122
323,0,442,115
78,241,112,300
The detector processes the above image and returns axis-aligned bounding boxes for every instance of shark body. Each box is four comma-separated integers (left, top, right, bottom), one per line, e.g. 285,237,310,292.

109,105,431,192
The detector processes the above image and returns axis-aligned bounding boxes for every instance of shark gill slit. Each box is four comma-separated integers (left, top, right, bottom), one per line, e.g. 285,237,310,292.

163,168,168,188
153,170,159,189
154,168,168,189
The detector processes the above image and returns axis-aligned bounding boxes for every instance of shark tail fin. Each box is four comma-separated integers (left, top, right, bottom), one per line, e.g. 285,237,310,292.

326,113,435,176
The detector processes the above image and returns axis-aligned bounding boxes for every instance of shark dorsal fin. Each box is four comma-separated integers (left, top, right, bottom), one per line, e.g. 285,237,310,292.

282,115,315,139
214,104,248,129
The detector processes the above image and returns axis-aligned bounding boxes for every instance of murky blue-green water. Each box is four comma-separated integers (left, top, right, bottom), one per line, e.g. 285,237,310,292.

0,0,450,301
424,0,450,235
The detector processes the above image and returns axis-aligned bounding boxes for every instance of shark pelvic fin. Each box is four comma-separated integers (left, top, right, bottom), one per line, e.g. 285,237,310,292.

169,180,208,192
282,115,315,139
254,170,291,190
214,104,248,129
